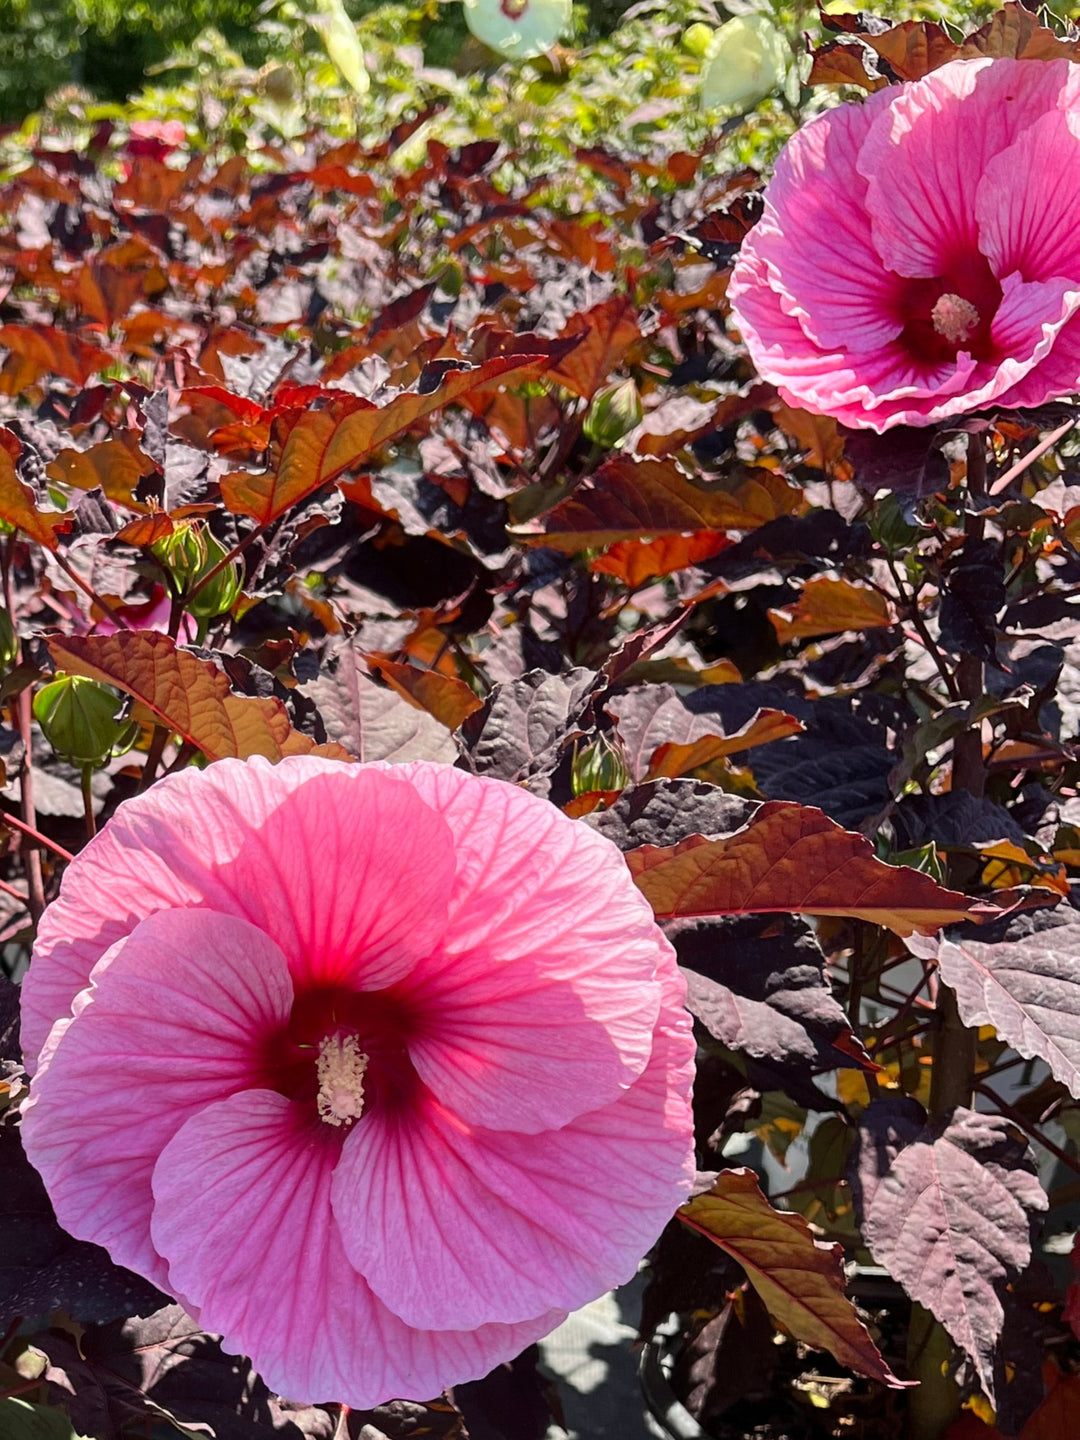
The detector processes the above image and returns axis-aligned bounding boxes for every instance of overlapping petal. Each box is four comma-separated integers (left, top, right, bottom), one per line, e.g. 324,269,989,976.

21,758,456,1070
390,764,666,1131
151,1091,565,1408
21,909,292,1289
332,965,694,1332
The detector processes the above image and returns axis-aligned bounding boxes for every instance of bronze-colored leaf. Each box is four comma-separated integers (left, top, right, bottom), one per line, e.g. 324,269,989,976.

681,1169,907,1388
221,357,545,526
626,799,989,936
513,458,803,552
47,632,350,764
367,657,482,732
0,430,72,550
768,576,895,643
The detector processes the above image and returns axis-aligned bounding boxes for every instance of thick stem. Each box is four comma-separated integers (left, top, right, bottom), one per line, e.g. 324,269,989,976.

907,431,989,1439
80,766,96,842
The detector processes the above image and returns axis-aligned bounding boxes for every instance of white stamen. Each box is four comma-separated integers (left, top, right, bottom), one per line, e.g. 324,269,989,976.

932,293,980,346
316,1033,369,1127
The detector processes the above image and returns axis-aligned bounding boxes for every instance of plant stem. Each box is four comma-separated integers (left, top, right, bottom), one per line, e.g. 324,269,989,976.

2,536,45,923
907,431,989,1440
80,765,96,842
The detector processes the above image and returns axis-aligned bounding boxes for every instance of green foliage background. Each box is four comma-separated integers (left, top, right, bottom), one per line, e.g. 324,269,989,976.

0,0,640,120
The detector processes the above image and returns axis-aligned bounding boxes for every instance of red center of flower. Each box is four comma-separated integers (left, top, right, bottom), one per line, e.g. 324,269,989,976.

500,0,528,17
264,984,421,1124
897,254,1002,367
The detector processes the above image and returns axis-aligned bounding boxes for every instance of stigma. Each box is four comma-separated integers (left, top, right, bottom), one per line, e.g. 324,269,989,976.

931,293,980,346
316,1033,369,1127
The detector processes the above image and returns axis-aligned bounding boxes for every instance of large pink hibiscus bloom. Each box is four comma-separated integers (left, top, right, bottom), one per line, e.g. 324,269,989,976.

729,57,1080,433
20,758,695,1408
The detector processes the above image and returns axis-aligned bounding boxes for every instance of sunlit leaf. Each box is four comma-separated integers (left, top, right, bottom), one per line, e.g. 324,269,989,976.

47,633,350,765
681,1169,906,1387
626,799,991,936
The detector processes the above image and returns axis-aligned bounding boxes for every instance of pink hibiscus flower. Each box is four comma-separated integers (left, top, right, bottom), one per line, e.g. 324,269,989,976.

729,57,1080,433
19,758,695,1408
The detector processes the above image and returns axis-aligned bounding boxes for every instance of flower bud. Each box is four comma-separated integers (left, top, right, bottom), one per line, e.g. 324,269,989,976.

463,0,571,61
0,607,17,670
572,734,631,796
309,0,370,95
152,522,242,621
682,22,714,58
33,675,139,768
583,379,643,449
701,14,789,113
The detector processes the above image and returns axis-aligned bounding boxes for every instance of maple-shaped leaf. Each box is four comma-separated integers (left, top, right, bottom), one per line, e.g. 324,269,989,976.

960,2,1080,62
221,356,546,527
589,531,730,587
0,324,109,388
910,908,1080,1099
674,913,871,1072
0,429,72,549
607,684,801,782
626,799,989,936
856,1104,1047,1406
548,295,641,401
681,1169,907,1388
47,633,349,765
769,576,895,643
303,641,457,763
513,458,803,551
864,19,961,80
366,657,482,732
46,438,157,511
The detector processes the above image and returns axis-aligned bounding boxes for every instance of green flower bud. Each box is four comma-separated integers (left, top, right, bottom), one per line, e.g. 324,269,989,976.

701,14,789,113
33,675,139,767
0,607,17,670
683,22,714,58
583,379,643,449
152,522,242,621
572,733,631,796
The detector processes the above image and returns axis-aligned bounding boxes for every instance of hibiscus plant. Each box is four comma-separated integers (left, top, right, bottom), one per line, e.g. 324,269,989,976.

4,5,1080,1440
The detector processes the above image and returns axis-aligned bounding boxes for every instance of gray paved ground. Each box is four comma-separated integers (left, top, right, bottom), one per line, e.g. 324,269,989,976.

540,1277,667,1439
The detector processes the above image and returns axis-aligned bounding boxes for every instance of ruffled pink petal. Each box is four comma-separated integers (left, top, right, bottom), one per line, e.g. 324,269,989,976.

976,99,1080,282
150,1090,564,1407
858,57,1075,278
995,310,1080,410
331,965,695,1332
741,87,902,351
378,763,665,1131
21,909,292,1290
21,757,456,1071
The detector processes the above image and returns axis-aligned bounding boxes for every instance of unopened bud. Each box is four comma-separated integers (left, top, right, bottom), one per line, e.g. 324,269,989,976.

701,14,789,113
572,733,631,796
34,675,138,767
152,522,242,621
583,379,643,449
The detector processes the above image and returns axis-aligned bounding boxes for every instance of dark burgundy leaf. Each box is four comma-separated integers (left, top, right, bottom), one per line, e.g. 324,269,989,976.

858,1107,1046,1404
673,913,868,1071
912,906,1080,1098
587,778,756,851
939,537,1006,664
458,668,597,795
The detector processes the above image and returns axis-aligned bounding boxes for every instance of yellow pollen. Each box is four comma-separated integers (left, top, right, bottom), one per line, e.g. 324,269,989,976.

316,1033,369,1127
931,293,980,346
